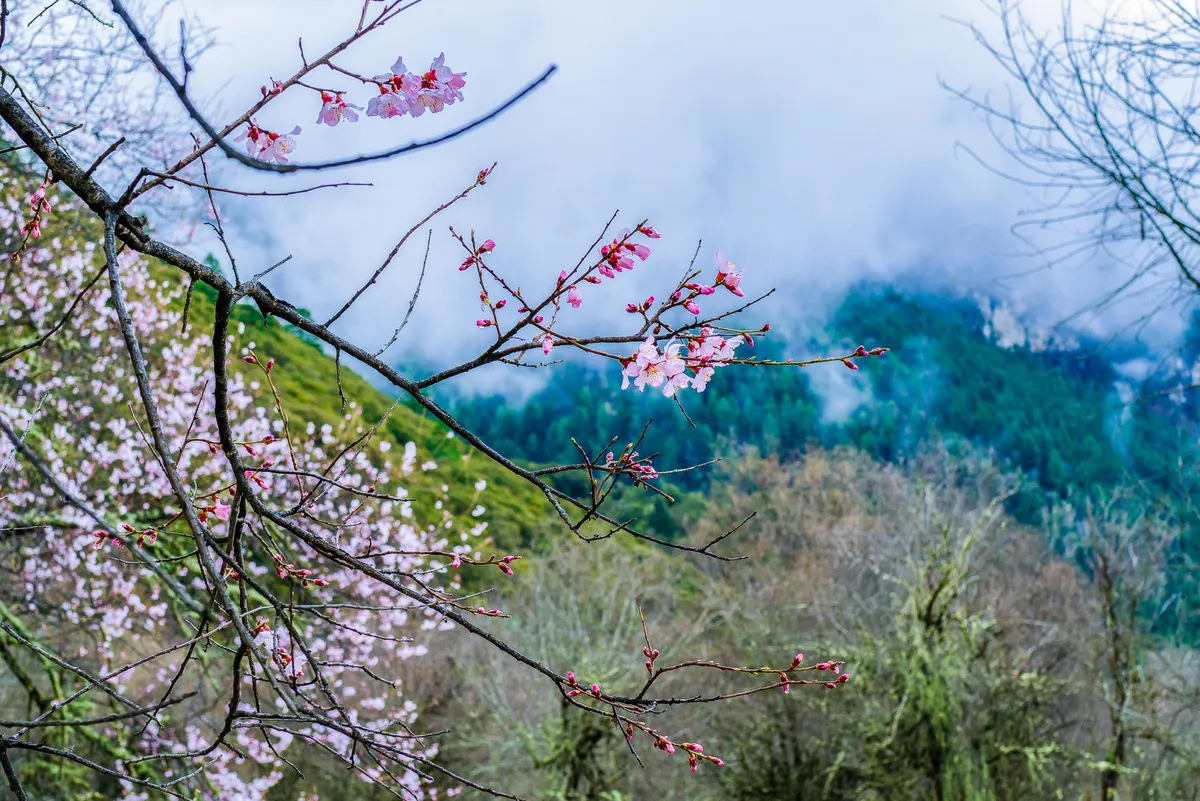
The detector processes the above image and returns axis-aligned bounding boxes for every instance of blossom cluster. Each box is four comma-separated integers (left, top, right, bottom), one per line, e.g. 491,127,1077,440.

363,54,466,121
237,53,466,163
621,327,745,396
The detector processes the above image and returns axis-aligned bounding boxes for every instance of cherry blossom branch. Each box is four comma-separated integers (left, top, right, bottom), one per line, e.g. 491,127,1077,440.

109,0,557,178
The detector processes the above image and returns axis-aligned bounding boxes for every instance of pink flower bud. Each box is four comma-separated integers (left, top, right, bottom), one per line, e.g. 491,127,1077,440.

646,659,653,672
837,673,850,683
557,270,568,285
534,315,544,324
638,225,660,238
542,335,554,356
626,303,639,313
243,355,258,364
498,562,513,576
670,291,682,302
684,299,701,315
854,345,867,357
713,758,725,767
459,256,476,271
450,555,462,569
869,347,889,356
590,683,601,696
761,322,772,332
791,652,804,668
262,434,275,444
265,357,275,371
567,671,577,685
841,358,858,371
518,306,530,313
477,168,490,184
476,319,494,328
502,555,518,563
478,239,495,253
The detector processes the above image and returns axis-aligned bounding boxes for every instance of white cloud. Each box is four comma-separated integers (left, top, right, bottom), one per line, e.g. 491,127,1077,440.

130,0,1184,380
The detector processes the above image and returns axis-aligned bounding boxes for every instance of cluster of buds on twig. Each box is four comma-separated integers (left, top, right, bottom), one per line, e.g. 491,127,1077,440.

273,554,329,587
562,671,605,700
13,181,53,260
841,344,889,371
242,354,275,372
604,450,659,487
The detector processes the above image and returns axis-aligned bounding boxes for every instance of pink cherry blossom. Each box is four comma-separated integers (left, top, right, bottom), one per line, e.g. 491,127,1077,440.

542,335,554,355
411,53,467,117
316,92,362,126
236,123,302,164
233,121,265,157
714,251,745,297
366,88,413,120
567,285,583,308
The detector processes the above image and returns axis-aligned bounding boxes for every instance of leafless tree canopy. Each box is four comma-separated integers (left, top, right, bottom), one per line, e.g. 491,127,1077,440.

953,0,1200,336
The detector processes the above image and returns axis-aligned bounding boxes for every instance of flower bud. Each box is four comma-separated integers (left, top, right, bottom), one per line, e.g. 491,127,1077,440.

243,355,258,364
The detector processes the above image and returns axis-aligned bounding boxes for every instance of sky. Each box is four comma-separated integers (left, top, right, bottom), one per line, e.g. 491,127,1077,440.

123,0,1192,382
